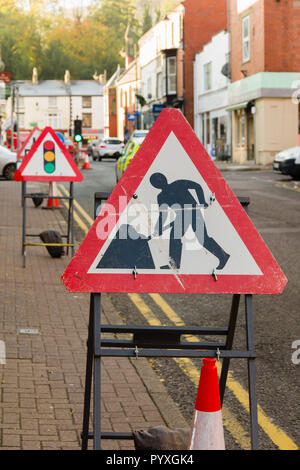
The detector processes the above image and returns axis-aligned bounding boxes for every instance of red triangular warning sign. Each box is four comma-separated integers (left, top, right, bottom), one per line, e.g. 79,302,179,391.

62,109,287,294
16,127,41,162
14,126,83,182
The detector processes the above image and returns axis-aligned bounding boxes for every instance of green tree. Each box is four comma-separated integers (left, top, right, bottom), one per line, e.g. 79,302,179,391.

142,4,152,34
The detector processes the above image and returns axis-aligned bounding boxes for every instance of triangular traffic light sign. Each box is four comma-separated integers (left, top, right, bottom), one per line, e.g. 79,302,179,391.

62,109,287,294
16,127,41,162
14,126,83,182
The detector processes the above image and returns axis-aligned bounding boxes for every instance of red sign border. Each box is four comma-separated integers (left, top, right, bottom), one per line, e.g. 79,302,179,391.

14,126,83,182
16,127,40,160
62,109,287,294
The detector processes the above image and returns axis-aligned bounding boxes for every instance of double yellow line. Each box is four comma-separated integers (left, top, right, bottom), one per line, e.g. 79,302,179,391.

57,183,298,450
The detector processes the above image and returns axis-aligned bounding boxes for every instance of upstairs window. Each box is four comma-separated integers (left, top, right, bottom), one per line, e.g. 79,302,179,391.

242,16,250,62
82,96,92,108
167,56,176,95
203,62,212,91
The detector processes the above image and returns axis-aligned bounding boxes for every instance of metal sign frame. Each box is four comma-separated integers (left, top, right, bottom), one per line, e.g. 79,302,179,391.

80,193,259,451
21,182,75,268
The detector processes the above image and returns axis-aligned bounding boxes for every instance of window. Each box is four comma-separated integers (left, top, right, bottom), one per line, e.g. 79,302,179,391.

48,96,57,107
167,56,176,95
82,96,92,108
18,97,24,109
82,113,92,128
204,62,212,91
156,72,162,98
18,113,25,128
242,16,250,62
46,113,61,129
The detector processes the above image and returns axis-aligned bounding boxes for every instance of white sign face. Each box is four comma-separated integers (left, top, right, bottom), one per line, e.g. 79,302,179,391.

22,129,41,156
237,0,258,13
88,132,262,276
22,132,77,178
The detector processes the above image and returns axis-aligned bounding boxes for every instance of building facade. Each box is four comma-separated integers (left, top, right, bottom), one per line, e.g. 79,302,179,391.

6,69,104,142
228,0,300,164
138,4,185,129
194,30,231,160
183,0,228,129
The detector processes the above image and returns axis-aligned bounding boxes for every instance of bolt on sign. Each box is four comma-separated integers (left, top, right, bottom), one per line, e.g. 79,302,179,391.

62,109,287,295
14,126,83,182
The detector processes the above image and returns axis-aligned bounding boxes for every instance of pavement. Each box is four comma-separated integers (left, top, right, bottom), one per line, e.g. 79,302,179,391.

0,180,188,451
214,160,272,172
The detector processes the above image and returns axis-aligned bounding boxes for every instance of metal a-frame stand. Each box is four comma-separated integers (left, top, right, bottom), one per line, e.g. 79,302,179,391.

81,193,259,450
21,181,75,267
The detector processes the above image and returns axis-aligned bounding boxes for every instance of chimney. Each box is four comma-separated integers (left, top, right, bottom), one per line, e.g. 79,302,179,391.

32,67,38,85
64,70,70,85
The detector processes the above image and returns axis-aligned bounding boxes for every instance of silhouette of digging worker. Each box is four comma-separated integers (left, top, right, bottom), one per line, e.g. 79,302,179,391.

150,172,230,270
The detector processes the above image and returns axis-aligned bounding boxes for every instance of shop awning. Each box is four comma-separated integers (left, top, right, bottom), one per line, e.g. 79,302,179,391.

226,101,248,112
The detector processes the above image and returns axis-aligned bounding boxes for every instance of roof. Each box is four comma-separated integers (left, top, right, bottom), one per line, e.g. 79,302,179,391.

13,80,103,97
105,67,125,88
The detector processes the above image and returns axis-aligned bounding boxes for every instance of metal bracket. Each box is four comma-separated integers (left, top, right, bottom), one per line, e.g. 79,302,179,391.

216,347,221,361
132,266,138,279
134,345,139,359
212,268,218,281
210,193,216,205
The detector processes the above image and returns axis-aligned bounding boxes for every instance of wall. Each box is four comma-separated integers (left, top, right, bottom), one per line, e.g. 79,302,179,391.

183,0,227,128
255,97,299,164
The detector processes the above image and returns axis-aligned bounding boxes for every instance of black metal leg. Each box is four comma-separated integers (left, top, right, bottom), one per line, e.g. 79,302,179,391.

93,293,101,450
81,295,95,450
245,294,259,450
70,182,74,257
219,294,240,404
22,182,27,268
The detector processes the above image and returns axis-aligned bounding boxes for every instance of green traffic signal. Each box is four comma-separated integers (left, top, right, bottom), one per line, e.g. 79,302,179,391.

74,134,82,142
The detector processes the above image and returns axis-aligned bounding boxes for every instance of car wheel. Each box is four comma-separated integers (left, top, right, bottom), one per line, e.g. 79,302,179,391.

3,163,16,180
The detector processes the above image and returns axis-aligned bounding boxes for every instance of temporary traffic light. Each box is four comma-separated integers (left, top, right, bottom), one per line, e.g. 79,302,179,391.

74,119,82,142
43,140,56,174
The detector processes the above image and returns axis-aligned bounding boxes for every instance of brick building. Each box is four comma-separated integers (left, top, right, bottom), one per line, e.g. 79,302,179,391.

183,0,227,128
228,0,300,164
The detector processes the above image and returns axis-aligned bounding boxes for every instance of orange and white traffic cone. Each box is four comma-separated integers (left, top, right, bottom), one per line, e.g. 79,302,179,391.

45,182,60,209
82,151,91,170
188,358,225,450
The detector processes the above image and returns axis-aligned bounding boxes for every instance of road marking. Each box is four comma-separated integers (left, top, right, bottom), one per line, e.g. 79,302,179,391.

0,340,6,365
62,189,299,450
56,186,90,234
149,293,298,450
58,184,94,225
276,182,300,193
128,293,251,450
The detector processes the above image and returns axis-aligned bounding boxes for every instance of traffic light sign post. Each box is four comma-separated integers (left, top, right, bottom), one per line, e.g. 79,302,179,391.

74,119,82,143
21,181,75,268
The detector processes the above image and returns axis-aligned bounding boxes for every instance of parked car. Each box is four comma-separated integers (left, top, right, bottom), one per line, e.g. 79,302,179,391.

115,130,149,182
273,146,300,179
0,144,17,180
92,137,124,161
87,139,97,157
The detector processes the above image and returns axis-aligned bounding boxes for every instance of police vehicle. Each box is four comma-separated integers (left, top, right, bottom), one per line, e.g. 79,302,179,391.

115,130,149,182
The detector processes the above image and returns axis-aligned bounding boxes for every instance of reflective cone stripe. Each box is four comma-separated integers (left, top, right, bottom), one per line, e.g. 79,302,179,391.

188,358,225,450
83,152,91,169
46,182,60,208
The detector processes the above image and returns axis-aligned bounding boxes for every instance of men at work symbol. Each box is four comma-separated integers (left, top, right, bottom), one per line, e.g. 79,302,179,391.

150,173,230,270
97,173,230,272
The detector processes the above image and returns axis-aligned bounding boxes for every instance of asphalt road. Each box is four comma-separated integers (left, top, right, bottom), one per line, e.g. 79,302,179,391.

61,158,300,450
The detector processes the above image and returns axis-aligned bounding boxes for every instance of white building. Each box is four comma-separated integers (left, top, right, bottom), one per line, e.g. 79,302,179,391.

6,69,104,142
194,31,231,160
138,4,184,128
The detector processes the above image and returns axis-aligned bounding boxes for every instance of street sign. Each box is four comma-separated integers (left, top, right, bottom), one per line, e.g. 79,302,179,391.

0,72,11,84
14,126,83,182
62,108,287,294
127,113,136,121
